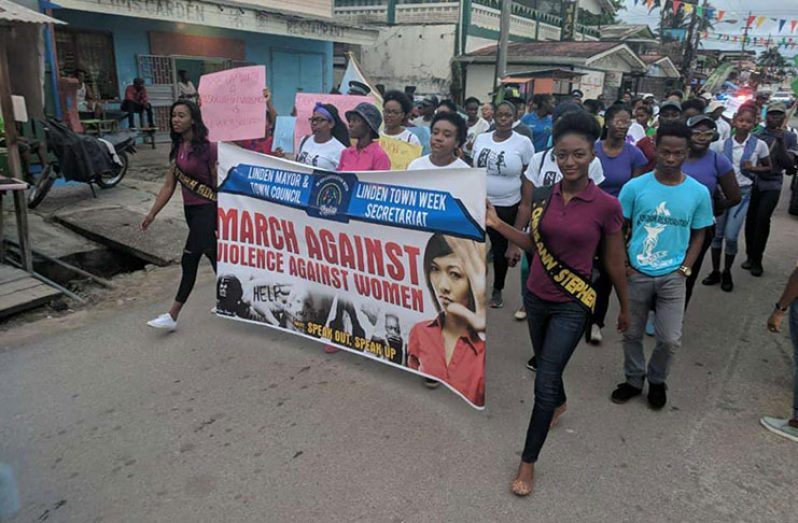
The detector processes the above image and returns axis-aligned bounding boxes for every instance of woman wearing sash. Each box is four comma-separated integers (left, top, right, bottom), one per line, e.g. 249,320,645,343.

486,110,630,496
143,100,217,331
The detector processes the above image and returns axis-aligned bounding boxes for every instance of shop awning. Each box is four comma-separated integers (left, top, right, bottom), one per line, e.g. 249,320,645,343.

52,0,377,45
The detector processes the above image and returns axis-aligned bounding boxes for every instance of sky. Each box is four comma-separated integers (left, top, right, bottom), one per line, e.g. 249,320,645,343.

617,0,798,59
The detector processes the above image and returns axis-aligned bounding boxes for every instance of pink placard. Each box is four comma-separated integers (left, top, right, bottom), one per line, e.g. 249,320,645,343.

293,93,375,152
198,65,266,142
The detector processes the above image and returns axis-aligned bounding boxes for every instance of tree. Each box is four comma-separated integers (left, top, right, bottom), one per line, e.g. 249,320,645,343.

578,0,626,26
758,48,786,68
658,0,716,41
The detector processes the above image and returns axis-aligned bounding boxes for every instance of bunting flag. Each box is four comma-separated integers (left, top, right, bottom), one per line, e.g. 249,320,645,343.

633,0,638,5
671,0,680,16
779,19,787,33
747,15,756,28
717,10,725,22
683,3,692,14
645,0,653,10
792,20,798,33
695,6,703,17
756,16,766,29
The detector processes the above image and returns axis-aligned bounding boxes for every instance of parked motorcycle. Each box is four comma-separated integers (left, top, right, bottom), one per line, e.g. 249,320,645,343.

27,118,138,209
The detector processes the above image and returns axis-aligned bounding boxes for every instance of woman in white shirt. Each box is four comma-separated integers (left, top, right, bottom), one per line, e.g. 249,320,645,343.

295,102,349,171
408,112,470,170
472,100,535,308
381,90,422,146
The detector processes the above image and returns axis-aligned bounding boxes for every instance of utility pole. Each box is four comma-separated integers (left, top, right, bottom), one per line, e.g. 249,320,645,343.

494,0,512,93
740,10,751,76
680,0,700,93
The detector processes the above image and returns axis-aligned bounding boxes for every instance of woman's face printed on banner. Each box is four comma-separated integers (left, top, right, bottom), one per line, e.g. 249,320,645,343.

429,253,471,311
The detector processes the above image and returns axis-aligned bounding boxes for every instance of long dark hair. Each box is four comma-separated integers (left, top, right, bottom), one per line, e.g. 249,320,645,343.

320,103,350,146
169,100,210,161
423,234,476,315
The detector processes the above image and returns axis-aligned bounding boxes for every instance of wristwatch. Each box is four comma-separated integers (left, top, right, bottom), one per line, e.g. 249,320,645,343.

677,265,692,277
775,302,789,313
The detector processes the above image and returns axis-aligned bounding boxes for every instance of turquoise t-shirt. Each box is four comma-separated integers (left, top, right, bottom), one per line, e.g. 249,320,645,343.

619,172,714,276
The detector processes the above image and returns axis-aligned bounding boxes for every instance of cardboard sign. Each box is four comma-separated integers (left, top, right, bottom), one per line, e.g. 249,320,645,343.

379,136,423,170
272,116,297,154
294,93,374,152
198,65,266,142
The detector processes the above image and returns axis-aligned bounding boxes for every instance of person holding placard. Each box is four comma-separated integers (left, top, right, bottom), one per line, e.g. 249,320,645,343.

143,100,217,331
295,102,349,171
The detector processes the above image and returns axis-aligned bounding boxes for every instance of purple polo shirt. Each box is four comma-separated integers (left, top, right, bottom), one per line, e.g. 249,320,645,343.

337,141,391,171
176,142,217,206
527,180,623,303
682,149,733,195
594,141,648,197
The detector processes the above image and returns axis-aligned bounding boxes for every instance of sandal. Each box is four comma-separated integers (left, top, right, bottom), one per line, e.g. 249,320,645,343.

511,478,533,497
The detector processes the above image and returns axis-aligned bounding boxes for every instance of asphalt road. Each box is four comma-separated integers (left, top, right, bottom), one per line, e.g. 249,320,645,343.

1,191,797,523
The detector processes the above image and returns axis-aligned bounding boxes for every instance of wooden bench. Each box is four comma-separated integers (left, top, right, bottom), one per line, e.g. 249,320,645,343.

135,127,158,149
81,118,119,136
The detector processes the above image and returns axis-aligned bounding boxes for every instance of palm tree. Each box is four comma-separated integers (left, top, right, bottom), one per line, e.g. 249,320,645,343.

758,48,786,68
658,0,716,41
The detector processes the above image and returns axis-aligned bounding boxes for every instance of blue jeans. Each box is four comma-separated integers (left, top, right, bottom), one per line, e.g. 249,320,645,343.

712,185,752,257
790,302,798,420
522,292,588,463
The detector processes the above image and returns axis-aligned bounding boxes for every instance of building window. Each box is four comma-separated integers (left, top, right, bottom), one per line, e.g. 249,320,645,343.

55,29,119,100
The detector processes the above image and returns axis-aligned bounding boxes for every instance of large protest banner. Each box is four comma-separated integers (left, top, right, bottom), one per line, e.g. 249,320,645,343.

198,66,266,142
293,93,373,152
215,143,488,409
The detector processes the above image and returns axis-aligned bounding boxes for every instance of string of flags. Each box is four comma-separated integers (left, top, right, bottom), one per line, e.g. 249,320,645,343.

633,0,798,34
701,31,798,50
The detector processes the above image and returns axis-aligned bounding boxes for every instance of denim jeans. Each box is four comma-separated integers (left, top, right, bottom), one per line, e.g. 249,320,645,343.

521,292,588,463
712,185,752,257
623,271,687,388
790,302,798,420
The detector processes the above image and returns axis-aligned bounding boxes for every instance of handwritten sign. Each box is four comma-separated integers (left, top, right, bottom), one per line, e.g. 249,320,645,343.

379,136,423,170
294,93,374,152
272,116,296,154
198,65,266,142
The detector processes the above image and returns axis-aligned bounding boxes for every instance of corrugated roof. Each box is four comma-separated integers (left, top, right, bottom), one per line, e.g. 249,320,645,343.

0,0,65,25
465,41,620,59
599,24,656,41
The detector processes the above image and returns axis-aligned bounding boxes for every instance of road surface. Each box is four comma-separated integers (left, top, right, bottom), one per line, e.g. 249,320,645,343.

1,192,797,522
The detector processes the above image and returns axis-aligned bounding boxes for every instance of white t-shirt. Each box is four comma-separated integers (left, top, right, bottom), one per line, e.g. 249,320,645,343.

407,155,471,170
465,118,490,154
715,118,731,142
524,149,605,187
295,136,346,172
381,128,422,146
472,131,535,206
710,136,770,187
627,122,647,144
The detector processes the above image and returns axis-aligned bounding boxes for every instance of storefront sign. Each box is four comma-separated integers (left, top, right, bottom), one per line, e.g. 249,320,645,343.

55,0,377,45
216,144,487,408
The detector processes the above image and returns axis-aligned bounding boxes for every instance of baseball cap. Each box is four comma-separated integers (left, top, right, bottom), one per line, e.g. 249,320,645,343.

570,89,584,99
417,95,439,108
706,100,724,113
686,114,717,128
659,100,682,113
766,101,787,114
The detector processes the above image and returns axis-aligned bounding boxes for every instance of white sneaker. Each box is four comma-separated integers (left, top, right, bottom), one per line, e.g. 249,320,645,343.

760,416,798,443
590,324,602,344
147,313,177,331
514,306,527,321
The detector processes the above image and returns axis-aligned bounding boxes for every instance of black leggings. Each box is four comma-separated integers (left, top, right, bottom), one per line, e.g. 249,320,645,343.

176,204,217,304
685,225,714,308
486,203,519,291
744,189,781,265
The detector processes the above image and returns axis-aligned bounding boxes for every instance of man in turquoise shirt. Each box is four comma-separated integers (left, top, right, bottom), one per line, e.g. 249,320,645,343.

611,121,714,410
520,94,553,152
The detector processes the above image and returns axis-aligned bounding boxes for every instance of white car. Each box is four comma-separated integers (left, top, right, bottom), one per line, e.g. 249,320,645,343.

771,91,794,107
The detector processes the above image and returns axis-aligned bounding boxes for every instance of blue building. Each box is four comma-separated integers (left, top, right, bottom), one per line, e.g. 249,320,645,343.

49,0,376,128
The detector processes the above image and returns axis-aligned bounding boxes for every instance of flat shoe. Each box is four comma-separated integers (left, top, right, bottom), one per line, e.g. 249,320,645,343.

511,478,533,497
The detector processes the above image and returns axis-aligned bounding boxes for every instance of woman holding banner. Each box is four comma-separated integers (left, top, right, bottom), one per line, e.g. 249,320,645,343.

338,103,391,172
381,91,422,146
407,112,470,170
486,110,629,496
295,102,349,171
143,100,217,331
